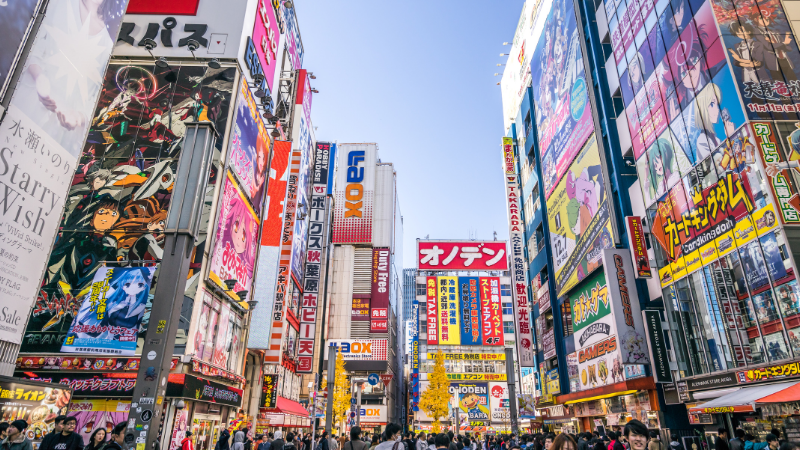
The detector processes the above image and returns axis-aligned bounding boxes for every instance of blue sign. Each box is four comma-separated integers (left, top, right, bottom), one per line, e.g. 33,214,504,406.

368,373,379,386
351,398,356,404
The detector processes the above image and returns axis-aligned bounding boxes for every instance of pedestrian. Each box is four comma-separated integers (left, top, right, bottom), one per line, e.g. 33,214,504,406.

103,424,126,450
0,420,32,450
731,431,745,450
767,435,780,450
84,428,108,450
647,432,661,450
623,420,648,450
234,431,247,450
418,434,428,450
52,417,84,450
345,427,369,450
320,432,330,450
304,434,313,450
458,438,465,450
550,434,577,450
272,431,286,450
259,435,271,450
437,435,452,450
244,430,253,450
0,424,8,442
328,431,339,450
668,435,683,450
717,429,730,450
428,437,436,450
39,416,68,450
545,435,555,450
285,432,297,450
578,434,589,450
771,431,783,446
182,432,194,450
374,424,404,450
448,433,458,450
779,443,800,450
217,430,232,450
744,434,768,450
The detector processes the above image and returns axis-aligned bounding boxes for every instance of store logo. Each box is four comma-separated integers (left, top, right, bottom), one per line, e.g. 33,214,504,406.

345,150,366,217
578,336,617,363
572,281,608,328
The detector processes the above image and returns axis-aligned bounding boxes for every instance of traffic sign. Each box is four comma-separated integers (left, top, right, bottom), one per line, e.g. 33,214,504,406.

351,398,356,404
350,411,356,418
368,373,379,385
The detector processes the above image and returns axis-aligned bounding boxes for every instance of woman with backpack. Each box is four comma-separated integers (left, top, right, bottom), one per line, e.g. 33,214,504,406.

344,428,369,450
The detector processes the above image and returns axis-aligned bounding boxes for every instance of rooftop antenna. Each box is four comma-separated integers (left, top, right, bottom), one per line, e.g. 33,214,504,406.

424,234,430,240
493,231,498,241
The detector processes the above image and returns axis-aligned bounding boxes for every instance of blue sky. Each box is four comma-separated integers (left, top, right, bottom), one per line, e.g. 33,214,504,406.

296,0,525,269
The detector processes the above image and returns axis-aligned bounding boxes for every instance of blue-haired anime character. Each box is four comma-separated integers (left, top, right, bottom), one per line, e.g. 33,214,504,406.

102,267,152,330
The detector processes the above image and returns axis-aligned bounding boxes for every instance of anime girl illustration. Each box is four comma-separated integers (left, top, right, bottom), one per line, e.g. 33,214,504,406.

694,83,736,159
250,131,270,205
565,163,605,242
647,137,681,199
110,197,168,262
210,180,258,293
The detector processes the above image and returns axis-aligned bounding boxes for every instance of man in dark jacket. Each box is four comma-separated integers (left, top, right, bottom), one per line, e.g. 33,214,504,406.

716,429,729,450
447,432,458,450
270,431,286,450
38,415,68,450
578,434,589,450
104,423,126,450
49,417,83,450
730,430,745,450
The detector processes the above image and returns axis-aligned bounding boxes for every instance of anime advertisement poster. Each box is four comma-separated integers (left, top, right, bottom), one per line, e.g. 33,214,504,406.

68,400,130,443
752,122,800,224
21,64,235,354
229,78,271,214
459,277,482,345
546,134,614,296
577,335,624,390
208,172,260,302
290,115,313,287
450,383,490,421
0,0,38,92
61,266,155,355
711,0,800,120
530,0,596,199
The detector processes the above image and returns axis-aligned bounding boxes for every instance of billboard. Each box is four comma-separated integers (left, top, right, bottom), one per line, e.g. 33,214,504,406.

417,241,508,271
625,217,651,278
489,383,510,423
332,144,377,244
208,172,260,300
752,122,800,224
602,249,650,365
479,277,503,346
325,339,388,360
19,64,235,353
530,0,595,199
577,335,624,391
450,383,490,421
61,266,155,356
249,140,293,349
261,374,279,408
437,276,460,345
352,297,371,321
546,134,614,296
459,277,482,345
68,400,130,444
289,107,313,287
411,300,420,412
282,4,304,69
0,0,133,345
370,248,391,333
252,0,281,93
229,78,271,214
425,277,438,344
570,270,612,348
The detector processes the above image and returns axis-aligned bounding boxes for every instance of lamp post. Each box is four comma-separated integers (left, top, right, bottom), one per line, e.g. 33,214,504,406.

123,123,217,450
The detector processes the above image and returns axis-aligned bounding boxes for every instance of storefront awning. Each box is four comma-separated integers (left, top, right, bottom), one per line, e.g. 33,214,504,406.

689,381,797,413
756,381,800,403
263,396,310,417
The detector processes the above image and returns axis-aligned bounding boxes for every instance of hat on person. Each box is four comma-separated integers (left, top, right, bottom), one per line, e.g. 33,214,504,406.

186,431,193,437
11,420,28,432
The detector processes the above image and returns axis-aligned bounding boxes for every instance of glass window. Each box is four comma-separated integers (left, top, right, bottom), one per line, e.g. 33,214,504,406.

503,321,515,334
674,277,712,374
502,303,513,315
416,283,426,296
501,284,512,297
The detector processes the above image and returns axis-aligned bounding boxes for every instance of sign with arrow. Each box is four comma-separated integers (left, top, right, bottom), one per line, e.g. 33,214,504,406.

367,373,379,386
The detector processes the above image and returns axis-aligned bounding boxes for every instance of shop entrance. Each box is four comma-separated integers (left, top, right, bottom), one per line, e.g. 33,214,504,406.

193,414,222,450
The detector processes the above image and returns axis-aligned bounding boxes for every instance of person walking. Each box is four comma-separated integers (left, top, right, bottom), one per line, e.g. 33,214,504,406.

345,427,369,450
84,428,108,450
0,420,32,450
731,431,745,450
717,429,730,450
181,432,194,450
103,424,126,450
417,434,428,450
647,432,661,450
216,430,232,450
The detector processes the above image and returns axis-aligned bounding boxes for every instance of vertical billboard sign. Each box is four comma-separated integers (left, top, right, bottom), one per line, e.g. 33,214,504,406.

602,249,650,365
297,142,333,373
751,122,800,224
546,135,614,296
61,266,155,356
459,277,482,345
250,140,293,349
643,310,673,383
252,0,281,93
437,276,460,345
479,277,503,346
425,277,438,344
229,78,271,214
289,85,313,289
625,217,652,278
411,300,420,411
529,0,595,199
370,248,390,333
0,0,131,345
503,137,535,366
264,150,301,364
332,144,376,244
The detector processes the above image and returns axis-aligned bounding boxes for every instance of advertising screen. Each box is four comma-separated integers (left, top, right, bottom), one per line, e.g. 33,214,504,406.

371,248,391,333
450,383,490,421
332,144,377,244
546,134,615,296
426,277,438,345
530,0,596,199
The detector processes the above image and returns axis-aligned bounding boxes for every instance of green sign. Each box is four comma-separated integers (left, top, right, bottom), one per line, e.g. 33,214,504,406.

569,270,610,332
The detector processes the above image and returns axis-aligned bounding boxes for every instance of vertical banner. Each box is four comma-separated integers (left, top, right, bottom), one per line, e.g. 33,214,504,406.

168,409,188,450
297,142,333,372
351,297,371,321
370,247,390,332
625,217,652,278
437,276,460,345
643,310,672,383
332,144,376,244
410,300,420,411
752,122,800,224
229,77,271,214
479,277,503,346
503,137,535,365
263,150,302,364
261,374,279,408
250,140,293,349
0,0,131,345
459,277,482,345
602,249,650,365
425,277,438,344
61,266,155,355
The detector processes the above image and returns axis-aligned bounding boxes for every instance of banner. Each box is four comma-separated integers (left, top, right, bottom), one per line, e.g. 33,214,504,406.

425,277,438,345
546,134,614,296
68,400,130,444
261,374,279,408
450,383,490,421
529,0,595,199
289,105,313,288
479,277,503,346
751,122,800,224
249,140,293,349
437,276,460,345
61,266,155,356
488,383,510,423
570,270,611,340
229,78,271,214
427,352,505,360
459,277,482,345
602,249,650,365
643,310,673,383
411,301,420,412
577,335,624,391
208,172,260,300
325,339,388,360
370,248,390,332
352,297,371,321
0,378,71,430
625,217,651,278
168,408,188,450
332,144,376,244
417,241,508,271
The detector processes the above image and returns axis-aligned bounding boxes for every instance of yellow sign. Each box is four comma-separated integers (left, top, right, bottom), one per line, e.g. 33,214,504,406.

437,276,460,345
683,250,702,274
446,373,508,381
427,353,505,360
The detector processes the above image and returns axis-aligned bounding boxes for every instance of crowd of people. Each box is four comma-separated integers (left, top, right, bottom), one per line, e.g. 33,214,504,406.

3,417,800,450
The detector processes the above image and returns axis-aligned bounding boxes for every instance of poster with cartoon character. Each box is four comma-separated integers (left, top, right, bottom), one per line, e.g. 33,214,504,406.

546,134,614,296
22,63,235,354
61,266,155,355
529,0,596,199
228,78,271,215
208,172,260,300
68,400,130,443
602,249,650,365
450,383,490,421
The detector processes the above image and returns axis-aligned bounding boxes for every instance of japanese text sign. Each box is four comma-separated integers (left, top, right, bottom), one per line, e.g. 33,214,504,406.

417,241,508,271
0,378,71,420
370,248,390,333
426,277,438,345
479,277,503,346
459,277,482,345
437,276,460,345
625,217,651,278
261,374,278,408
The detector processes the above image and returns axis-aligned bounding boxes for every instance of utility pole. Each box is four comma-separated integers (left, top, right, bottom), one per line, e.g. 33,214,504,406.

504,347,519,435
124,123,218,450
325,345,336,435
356,382,362,427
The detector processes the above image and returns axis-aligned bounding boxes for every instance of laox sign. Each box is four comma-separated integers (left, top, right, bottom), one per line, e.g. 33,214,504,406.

345,151,366,217
330,341,373,353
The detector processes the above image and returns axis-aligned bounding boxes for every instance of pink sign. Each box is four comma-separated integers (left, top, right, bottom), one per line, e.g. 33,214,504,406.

253,0,280,92
417,241,509,271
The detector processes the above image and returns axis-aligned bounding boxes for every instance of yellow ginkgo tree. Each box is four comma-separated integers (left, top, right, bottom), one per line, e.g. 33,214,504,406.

419,349,450,433
331,348,350,433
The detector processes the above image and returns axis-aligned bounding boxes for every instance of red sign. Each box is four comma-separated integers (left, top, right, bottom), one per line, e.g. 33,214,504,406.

479,277,503,346
126,0,200,15
370,320,388,332
426,277,438,344
625,216,651,278
380,374,393,387
417,241,508,271
370,248,390,333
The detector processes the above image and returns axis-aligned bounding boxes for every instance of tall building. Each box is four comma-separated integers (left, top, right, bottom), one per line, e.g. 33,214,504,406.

403,268,416,323
502,0,800,435
323,143,404,430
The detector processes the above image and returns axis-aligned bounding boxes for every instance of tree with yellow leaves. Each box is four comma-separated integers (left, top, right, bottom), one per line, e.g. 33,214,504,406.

419,350,450,433
332,348,350,432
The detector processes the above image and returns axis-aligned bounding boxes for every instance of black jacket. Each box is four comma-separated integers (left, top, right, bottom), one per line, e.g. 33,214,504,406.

216,431,231,450
103,442,122,450
49,432,84,450
39,433,60,450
